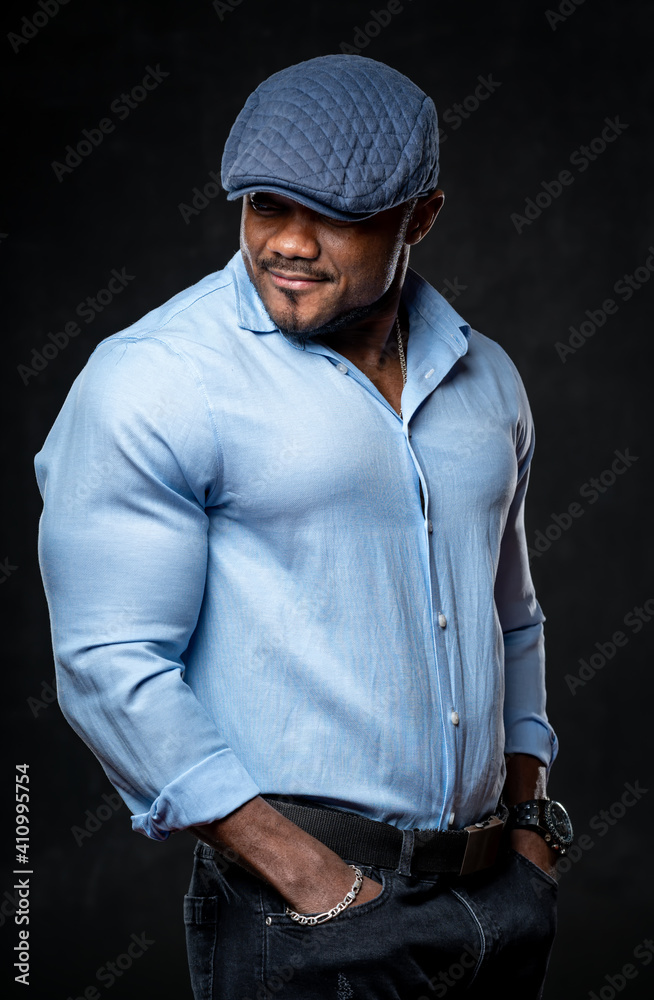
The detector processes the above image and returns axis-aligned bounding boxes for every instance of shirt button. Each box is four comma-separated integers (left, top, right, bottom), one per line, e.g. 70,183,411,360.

438,613,447,628
336,362,348,373
450,711,460,726
448,811,455,827
428,520,433,534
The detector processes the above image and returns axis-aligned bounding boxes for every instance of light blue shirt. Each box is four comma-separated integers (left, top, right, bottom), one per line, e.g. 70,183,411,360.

35,251,557,841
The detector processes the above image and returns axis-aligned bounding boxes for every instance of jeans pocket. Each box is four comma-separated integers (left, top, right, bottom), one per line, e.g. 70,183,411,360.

262,868,396,993
184,894,219,1000
509,848,560,892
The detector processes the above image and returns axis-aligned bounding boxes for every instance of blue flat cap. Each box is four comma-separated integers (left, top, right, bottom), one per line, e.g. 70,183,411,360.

221,54,439,220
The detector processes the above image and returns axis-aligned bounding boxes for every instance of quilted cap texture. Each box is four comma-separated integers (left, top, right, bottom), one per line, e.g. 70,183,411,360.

221,55,439,220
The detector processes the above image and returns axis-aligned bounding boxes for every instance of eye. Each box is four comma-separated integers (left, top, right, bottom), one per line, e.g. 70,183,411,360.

327,218,356,229
318,213,355,228
249,194,278,213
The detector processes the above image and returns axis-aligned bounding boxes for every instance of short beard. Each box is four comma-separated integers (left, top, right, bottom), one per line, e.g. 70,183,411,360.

276,284,397,347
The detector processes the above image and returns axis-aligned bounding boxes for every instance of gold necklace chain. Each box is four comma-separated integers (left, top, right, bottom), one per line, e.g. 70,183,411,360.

395,315,407,419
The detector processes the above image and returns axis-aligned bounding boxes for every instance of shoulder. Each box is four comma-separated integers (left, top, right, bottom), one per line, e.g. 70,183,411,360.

468,328,528,398
75,258,242,402
95,259,238,355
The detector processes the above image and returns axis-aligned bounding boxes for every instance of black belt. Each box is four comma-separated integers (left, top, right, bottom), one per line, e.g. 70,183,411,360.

262,796,508,877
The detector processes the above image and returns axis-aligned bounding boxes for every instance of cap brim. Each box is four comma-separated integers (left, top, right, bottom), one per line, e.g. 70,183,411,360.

225,184,378,222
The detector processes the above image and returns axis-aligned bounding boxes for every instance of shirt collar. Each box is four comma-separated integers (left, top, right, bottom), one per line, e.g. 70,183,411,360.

401,267,470,359
228,250,279,333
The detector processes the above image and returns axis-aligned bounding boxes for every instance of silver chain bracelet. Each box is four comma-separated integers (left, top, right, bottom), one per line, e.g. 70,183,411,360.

285,865,364,926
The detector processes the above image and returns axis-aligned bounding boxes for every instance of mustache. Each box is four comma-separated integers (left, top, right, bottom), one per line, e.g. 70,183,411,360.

258,257,336,282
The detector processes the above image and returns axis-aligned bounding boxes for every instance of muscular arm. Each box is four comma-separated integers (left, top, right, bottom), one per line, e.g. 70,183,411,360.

504,752,558,877
495,371,558,879
35,339,262,839
190,797,383,912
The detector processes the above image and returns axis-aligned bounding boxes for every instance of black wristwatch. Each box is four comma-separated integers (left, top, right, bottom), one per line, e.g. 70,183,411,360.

507,799,573,855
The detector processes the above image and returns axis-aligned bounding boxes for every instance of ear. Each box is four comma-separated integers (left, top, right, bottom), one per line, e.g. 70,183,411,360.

405,189,445,246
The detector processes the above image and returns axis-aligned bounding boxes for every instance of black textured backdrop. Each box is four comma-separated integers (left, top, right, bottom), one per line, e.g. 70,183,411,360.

2,1,653,997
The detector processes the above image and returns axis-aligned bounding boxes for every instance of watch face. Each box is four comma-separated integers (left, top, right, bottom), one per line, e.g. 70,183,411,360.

545,800,573,846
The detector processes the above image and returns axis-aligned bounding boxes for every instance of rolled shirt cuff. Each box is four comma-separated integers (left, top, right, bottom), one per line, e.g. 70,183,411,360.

503,715,559,778
130,748,261,841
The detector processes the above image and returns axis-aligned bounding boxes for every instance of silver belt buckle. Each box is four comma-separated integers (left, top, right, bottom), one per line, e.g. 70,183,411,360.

459,815,505,875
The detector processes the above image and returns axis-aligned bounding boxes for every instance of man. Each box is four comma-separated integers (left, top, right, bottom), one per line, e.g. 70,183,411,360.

35,55,571,998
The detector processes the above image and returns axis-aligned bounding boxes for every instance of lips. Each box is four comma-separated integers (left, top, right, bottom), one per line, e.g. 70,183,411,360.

266,269,326,290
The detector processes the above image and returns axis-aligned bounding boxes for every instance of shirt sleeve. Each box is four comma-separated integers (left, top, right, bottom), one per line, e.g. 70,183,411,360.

34,335,261,840
494,373,559,774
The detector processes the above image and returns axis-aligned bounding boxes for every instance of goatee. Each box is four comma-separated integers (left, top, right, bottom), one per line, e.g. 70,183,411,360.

274,286,397,346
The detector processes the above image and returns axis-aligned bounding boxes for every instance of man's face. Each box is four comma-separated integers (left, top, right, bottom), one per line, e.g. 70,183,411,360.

239,192,416,340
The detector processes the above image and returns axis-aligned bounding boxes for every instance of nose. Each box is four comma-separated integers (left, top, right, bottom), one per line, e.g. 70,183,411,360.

265,208,320,260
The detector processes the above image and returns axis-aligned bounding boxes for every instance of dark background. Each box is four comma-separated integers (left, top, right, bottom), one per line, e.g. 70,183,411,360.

2,0,653,997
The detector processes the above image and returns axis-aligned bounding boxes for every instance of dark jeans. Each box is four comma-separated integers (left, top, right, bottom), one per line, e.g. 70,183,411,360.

184,841,558,1000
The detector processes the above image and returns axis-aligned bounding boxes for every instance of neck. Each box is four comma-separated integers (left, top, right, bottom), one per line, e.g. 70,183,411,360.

319,263,409,369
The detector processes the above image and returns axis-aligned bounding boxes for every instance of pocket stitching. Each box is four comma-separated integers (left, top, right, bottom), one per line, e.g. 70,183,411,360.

184,893,220,925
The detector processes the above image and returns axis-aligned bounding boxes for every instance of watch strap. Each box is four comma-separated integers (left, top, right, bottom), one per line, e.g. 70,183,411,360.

508,799,547,827
508,798,572,855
